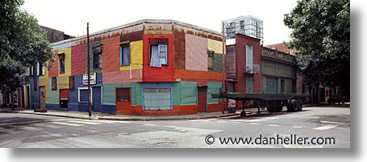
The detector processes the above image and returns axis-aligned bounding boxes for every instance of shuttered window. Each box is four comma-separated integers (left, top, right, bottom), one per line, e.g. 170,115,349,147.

79,89,88,102
59,54,65,74
52,77,57,90
144,88,171,110
116,88,130,102
69,76,74,90
246,77,253,93
208,51,214,69
246,44,253,72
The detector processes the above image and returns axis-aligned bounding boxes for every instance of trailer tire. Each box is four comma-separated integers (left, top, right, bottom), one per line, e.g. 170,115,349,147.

241,111,246,117
297,100,303,111
287,99,297,112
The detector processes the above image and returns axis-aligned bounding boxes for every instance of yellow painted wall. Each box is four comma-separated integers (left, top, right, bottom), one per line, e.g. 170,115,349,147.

208,39,224,54
39,63,49,103
58,47,71,90
120,40,143,71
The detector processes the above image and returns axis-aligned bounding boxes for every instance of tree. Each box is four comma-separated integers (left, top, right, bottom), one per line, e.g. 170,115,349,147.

284,0,350,93
0,0,53,92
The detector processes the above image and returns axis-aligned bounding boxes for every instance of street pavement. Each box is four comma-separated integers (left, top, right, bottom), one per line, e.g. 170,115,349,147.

0,104,350,148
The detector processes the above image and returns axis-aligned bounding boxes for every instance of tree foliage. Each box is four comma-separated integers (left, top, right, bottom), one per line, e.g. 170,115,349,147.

0,0,53,91
284,0,350,88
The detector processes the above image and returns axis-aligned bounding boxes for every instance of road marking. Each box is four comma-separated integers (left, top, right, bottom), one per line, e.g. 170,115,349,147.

314,125,338,130
249,123,260,125
292,126,302,129
32,123,62,129
268,124,279,127
11,125,42,131
50,122,81,127
68,120,100,125
320,121,344,125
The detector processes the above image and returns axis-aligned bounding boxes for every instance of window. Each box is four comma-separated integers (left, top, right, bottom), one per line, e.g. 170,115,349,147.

34,79,37,91
30,66,33,76
25,67,30,76
59,54,65,74
208,51,214,70
52,77,57,90
116,88,130,102
69,76,74,90
149,44,167,67
246,77,253,92
144,88,171,110
36,63,40,76
79,89,89,102
246,44,253,72
94,53,102,69
39,63,45,76
120,44,130,66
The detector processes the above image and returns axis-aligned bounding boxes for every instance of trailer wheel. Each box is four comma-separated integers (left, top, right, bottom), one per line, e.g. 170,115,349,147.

297,100,303,111
240,111,247,117
287,99,297,112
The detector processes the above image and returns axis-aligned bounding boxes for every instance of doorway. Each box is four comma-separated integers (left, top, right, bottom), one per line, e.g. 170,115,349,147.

198,86,207,112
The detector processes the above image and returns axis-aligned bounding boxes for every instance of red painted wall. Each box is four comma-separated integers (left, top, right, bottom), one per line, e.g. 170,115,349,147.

48,54,59,78
102,36,120,73
71,44,85,76
234,34,261,93
115,105,198,116
143,34,174,82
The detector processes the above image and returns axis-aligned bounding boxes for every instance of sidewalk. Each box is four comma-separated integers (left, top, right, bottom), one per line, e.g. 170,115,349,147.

0,107,239,121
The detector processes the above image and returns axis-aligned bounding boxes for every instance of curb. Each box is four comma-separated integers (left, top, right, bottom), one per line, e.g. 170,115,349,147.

14,111,238,121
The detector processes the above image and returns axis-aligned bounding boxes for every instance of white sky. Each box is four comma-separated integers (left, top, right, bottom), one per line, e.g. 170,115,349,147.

21,0,297,45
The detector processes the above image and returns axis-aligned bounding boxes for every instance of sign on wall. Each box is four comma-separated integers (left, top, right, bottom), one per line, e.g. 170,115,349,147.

83,73,96,85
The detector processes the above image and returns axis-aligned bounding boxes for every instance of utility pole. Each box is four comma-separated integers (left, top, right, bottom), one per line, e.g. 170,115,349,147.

87,22,92,119
222,22,226,114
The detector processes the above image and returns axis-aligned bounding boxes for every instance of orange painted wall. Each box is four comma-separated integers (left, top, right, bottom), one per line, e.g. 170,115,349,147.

174,69,222,86
102,36,120,73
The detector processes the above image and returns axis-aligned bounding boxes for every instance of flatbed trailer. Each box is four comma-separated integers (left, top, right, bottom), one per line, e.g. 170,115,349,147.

212,92,310,117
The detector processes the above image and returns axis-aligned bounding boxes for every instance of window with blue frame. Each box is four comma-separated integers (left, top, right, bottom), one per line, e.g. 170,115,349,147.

94,53,102,69
143,88,171,110
149,44,167,67
120,44,130,66
79,89,88,103
246,44,253,72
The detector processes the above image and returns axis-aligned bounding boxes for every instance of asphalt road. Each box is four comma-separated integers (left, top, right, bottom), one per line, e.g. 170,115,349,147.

0,105,350,148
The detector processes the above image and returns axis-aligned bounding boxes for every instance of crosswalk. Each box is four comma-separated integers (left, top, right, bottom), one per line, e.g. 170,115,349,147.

0,119,129,134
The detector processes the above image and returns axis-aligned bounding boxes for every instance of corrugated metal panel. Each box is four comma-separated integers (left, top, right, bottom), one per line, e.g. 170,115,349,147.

207,82,221,104
180,81,197,105
103,70,142,84
53,41,71,51
246,77,253,92
174,31,185,70
208,39,223,54
85,40,102,74
144,30,172,34
71,44,85,76
102,36,120,73
172,83,181,105
225,46,236,79
102,82,141,106
58,47,72,76
92,87,101,112
145,23,172,31
120,40,143,71
209,53,223,72
120,31,143,43
174,24,223,42
143,88,170,110
59,89,68,99
185,34,208,71
173,69,222,83
48,55,59,78
58,75,69,89
48,77,59,104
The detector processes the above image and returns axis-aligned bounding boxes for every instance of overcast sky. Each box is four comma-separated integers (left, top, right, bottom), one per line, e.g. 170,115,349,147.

21,0,298,45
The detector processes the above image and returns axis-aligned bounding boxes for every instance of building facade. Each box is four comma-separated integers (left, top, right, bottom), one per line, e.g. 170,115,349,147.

25,19,225,116
226,34,261,108
261,46,297,93
222,15,264,44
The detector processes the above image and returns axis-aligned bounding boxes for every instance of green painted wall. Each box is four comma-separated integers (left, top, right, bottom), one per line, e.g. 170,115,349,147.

209,53,223,72
48,77,59,104
102,82,142,106
172,83,181,105
85,40,102,74
180,81,197,105
207,82,222,104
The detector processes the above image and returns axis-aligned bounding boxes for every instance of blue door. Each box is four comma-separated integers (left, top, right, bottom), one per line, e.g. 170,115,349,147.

92,87,101,112
266,78,278,93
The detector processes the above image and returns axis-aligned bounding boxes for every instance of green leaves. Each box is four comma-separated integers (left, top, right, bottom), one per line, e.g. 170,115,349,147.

284,0,350,87
0,0,53,91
